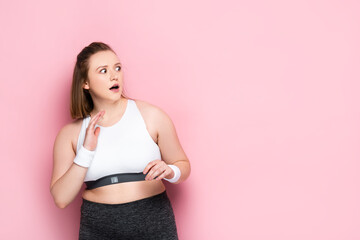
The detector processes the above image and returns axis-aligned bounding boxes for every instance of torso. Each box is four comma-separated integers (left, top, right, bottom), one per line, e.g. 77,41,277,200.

71,99,166,204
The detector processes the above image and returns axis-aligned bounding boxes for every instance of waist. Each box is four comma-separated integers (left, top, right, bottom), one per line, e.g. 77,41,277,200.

82,178,166,204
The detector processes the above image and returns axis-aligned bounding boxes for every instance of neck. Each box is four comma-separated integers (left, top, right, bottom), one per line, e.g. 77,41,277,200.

90,97,127,122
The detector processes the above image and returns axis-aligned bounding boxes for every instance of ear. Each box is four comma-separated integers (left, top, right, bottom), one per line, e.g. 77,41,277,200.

83,80,90,90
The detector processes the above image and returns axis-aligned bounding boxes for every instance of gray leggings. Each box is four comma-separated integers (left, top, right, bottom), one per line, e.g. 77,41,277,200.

79,190,178,240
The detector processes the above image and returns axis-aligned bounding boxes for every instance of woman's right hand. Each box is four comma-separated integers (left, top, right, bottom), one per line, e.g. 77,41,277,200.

83,110,105,151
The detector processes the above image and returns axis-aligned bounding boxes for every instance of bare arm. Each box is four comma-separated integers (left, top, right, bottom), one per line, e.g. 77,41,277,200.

50,111,104,208
157,108,191,184
143,102,191,184
49,124,88,209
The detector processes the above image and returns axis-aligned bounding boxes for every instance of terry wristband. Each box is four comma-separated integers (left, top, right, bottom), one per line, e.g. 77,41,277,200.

164,164,181,183
73,145,96,168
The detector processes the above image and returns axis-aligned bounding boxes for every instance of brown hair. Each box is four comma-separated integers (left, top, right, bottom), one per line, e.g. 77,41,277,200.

70,42,132,119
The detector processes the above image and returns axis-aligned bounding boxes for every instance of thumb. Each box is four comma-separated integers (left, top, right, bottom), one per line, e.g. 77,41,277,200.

94,126,100,137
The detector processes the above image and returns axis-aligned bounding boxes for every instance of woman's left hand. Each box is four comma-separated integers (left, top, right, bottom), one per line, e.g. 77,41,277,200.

143,159,174,181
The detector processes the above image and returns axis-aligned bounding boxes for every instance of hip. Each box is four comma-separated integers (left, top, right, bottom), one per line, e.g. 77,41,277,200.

79,190,178,239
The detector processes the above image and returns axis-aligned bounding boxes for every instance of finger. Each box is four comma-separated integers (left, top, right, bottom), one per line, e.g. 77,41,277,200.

89,111,104,130
89,110,103,124
143,161,156,175
155,168,170,181
94,126,100,137
144,162,160,179
93,111,105,126
88,113,101,130
145,163,159,180
153,168,167,180
144,160,164,179
146,167,163,180
146,163,165,180
143,159,160,174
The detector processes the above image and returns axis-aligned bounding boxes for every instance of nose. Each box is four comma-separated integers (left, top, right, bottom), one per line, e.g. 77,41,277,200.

110,69,119,81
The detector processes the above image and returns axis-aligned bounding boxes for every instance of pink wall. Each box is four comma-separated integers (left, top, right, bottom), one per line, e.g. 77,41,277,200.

1,0,359,239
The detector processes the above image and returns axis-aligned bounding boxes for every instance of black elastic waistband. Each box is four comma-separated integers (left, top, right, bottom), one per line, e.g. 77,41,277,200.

85,172,147,190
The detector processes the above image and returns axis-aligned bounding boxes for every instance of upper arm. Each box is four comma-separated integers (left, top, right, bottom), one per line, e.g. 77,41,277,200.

155,107,189,164
50,123,77,190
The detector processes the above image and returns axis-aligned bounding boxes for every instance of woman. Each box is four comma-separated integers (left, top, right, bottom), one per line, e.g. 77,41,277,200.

50,42,191,239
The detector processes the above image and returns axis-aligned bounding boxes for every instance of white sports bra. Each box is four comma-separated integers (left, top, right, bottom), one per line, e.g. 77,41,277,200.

76,99,162,189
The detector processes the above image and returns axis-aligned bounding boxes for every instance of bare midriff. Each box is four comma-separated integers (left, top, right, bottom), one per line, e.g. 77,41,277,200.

81,179,166,204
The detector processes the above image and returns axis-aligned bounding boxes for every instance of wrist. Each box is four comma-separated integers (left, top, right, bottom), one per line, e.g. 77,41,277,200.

164,164,181,183
167,169,175,179
73,145,96,168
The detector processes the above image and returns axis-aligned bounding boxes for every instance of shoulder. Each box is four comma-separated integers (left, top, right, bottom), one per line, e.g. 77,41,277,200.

133,98,171,122
54,118,83,153
132,98,174,130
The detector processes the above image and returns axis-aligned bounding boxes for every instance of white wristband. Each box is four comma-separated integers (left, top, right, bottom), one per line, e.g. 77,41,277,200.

73,145,96,168
164,164,181,183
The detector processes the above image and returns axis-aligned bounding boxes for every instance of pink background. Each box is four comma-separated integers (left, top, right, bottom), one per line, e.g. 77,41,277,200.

1,0,359,239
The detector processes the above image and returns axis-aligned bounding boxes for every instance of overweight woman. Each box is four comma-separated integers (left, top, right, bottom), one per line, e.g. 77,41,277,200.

50,42,191,239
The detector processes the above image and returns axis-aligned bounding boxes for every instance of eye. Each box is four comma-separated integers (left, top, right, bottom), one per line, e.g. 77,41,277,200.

116,66,121,71
100,68,106,73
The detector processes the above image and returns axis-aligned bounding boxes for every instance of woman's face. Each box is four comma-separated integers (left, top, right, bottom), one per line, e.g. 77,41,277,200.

84,50,123,101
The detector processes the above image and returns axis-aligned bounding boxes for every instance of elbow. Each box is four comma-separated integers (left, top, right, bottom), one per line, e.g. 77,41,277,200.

182,160,191,180
54,198,69,209
56,202,68,209
183,161,191,182
50,187,68,209
54,197,68,209
188,161,191,176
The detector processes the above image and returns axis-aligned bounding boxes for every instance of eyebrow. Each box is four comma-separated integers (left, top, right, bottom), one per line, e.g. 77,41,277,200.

96,62,121,71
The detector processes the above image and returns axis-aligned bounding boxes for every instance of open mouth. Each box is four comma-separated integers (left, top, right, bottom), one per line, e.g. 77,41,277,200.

109,84,119,90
